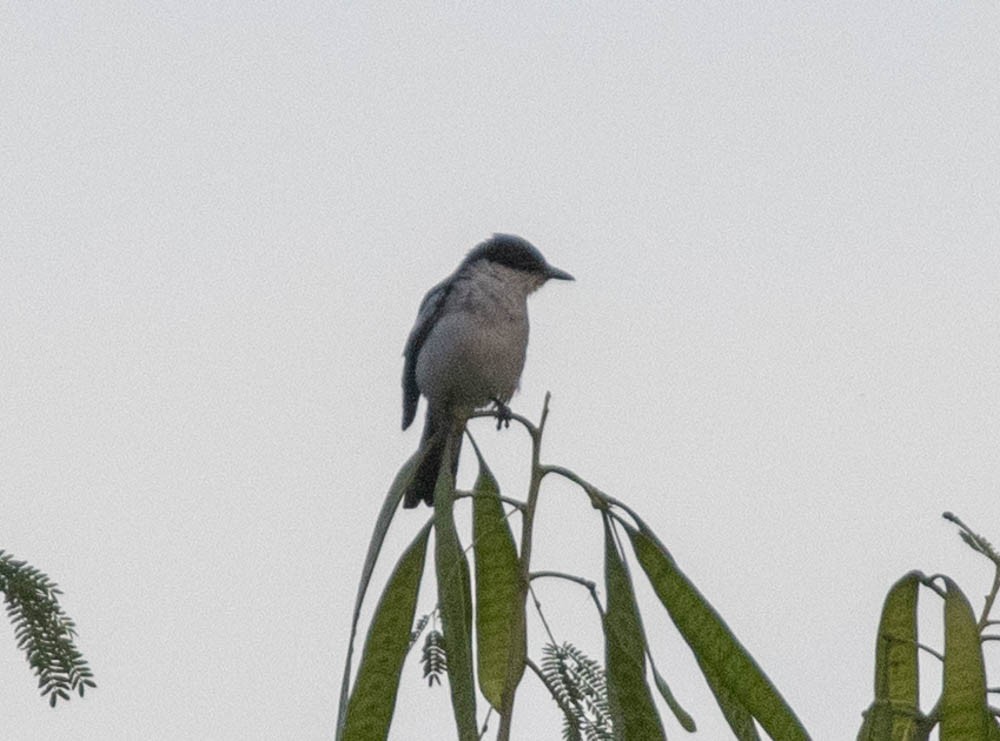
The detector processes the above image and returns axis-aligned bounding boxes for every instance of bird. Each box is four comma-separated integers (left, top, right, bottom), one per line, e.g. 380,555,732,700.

401,234,574,508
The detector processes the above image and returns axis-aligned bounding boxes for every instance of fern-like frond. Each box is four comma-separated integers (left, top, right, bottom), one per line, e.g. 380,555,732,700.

541,642,612,741
944,511,1000,564
0,550,96,706
422,629,447,687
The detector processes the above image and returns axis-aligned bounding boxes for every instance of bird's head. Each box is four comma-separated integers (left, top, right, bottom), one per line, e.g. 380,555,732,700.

464,234,574,285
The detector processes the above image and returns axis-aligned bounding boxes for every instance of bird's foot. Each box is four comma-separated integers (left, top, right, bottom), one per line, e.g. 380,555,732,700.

491,398,513,430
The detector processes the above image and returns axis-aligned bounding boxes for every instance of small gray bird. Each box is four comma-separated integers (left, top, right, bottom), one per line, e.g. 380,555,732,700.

401,234,574,508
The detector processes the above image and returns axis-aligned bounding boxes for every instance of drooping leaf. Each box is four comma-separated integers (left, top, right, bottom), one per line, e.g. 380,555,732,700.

701,666,761,741
434,436,478,740
337,447,425,738
623,519,808,741
649,657,697,733
342,522,431,741
602,516,666,741
856,571,925,741
471,447,525,710
939,577,993,741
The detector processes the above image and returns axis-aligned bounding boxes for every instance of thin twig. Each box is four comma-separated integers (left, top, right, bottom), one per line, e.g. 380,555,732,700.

538,465,653,534
531,570,596,592
454,489,526,513
916,642,945,663
529,584,558,646
943,511,1000,629
983,569,1000,632
497,394,550,741
477,707,493,740
531,571,605,620
539,464,608,510
525,656,579,725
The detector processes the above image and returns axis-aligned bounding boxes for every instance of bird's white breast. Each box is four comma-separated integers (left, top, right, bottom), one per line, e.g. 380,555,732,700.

415,263,538,415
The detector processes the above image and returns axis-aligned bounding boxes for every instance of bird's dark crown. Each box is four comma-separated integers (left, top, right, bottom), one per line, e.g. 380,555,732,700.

464,233,549,274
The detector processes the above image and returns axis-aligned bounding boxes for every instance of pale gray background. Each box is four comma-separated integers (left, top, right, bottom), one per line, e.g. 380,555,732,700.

3,4,999,739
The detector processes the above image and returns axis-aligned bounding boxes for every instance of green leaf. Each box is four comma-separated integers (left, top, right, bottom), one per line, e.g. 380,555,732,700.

434,436,478,741
602,516,666,741
0,550,96,708
701,669,761,741
471,449,525,710
939,577,993,741
337,447,425,738
856,571,924,741
342,522,431,741
623,519,808,741
540,642,612,738
649,659,697,733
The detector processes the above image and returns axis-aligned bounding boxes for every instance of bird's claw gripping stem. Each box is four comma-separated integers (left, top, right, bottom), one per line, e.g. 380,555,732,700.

492,398,513,429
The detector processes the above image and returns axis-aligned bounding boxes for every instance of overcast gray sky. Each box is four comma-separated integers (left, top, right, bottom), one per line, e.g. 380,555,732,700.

3,4,999,739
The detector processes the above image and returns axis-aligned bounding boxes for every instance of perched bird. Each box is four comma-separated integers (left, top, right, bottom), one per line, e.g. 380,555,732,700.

401,234,574,507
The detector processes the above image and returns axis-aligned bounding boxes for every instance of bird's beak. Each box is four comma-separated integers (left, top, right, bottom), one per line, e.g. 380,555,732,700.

545,264,575,281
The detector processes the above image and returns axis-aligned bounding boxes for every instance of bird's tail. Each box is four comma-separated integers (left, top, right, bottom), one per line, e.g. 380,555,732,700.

403,411,463,508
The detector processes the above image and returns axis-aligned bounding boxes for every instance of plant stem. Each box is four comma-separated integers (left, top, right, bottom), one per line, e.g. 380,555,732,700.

531,570,605,617
454,489,527,513
525,657,578,723
496,394,549,741
942,512,1000,630
980,566,1000,632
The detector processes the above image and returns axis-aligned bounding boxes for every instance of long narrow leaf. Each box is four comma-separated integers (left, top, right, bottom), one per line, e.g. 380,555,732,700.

856,571,923,741
342,522,432,741
471,448,524,710
939,577,993,740
700,665,761,741
602,516,666,740
650,658,697,733
434,437,478,740
623,519,808,741
337,448,425,738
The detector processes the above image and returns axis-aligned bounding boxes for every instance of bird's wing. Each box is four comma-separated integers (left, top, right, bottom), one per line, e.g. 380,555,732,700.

402,277,452,430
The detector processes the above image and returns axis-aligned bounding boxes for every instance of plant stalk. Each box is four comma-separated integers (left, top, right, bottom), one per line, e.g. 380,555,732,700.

496,394,550,740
